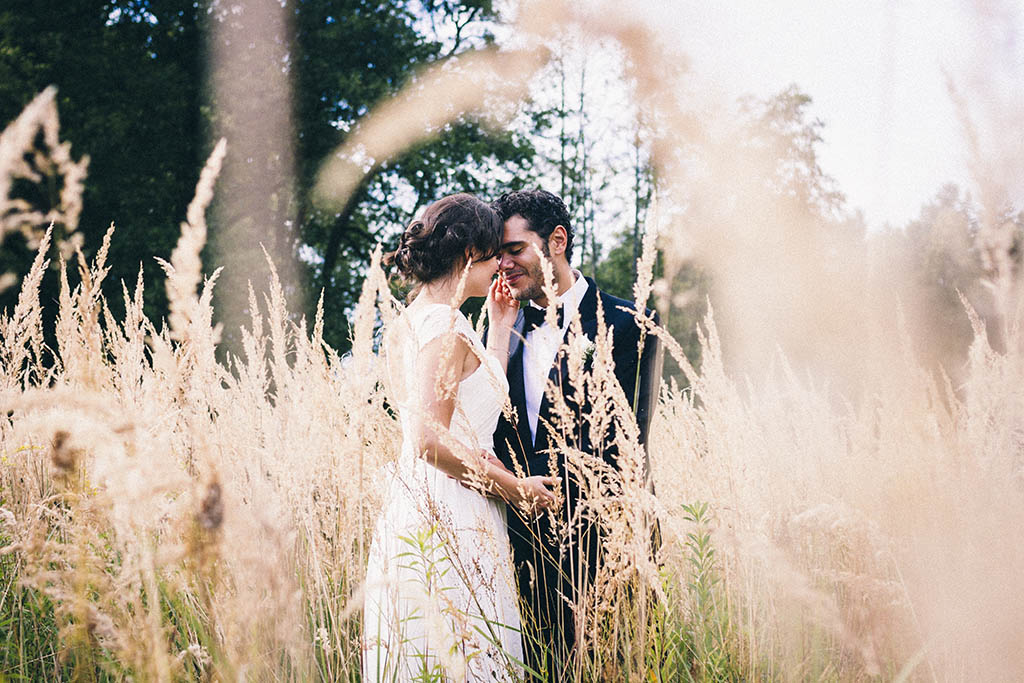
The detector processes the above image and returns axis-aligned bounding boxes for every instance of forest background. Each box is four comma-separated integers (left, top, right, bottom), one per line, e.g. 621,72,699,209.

4,0,1016,378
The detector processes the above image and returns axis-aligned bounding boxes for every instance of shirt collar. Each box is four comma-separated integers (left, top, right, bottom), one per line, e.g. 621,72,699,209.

528,270,589,331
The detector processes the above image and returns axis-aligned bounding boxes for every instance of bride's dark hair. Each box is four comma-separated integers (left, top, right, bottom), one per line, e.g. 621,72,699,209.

386,193,502,286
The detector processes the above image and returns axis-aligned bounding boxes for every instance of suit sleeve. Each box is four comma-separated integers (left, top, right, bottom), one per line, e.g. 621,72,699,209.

607,307,662,467
634,309,663,452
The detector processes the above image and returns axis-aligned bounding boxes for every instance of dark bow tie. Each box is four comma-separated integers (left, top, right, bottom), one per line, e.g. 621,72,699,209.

521,305,564,334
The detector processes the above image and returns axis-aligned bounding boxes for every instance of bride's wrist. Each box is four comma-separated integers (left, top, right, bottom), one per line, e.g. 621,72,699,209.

492,469,520,503
480,452,511,498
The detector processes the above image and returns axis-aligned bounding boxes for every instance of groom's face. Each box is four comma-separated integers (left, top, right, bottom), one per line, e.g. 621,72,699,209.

498,214,549,302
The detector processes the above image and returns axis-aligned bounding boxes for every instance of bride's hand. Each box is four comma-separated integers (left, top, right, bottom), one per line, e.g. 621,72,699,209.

511,475,560,515
487,275,519,332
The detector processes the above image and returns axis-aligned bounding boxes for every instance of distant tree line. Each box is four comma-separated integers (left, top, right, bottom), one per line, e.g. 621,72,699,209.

0,0,539,355
2,3,1019,381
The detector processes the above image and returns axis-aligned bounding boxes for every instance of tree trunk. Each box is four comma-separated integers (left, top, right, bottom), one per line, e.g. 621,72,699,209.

318,177,370,305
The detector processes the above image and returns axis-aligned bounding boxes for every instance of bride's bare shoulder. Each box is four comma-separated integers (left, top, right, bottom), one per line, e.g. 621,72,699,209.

385,303,470,356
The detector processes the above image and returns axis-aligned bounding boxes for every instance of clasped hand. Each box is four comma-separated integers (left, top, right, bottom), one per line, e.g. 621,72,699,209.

482,452,560,516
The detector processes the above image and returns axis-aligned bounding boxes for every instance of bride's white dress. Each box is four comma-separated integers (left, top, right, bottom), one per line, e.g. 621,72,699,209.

363,303,523,682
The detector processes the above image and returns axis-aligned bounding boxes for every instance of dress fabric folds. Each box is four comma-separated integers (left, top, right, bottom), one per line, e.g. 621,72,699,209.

363,304,523,682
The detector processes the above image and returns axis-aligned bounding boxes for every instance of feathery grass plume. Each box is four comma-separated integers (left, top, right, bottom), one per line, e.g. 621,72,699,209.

633,298,702,387
158,138,227,343
0,226,51,393
234,282,269,397
55,224,116,391
530,243,560,330
260,245,293,401
0,87,88,252
632,194,660,313
314,49,547,211
946,0,1024,336
350,245,391,380
945,77,1016,318
104,267,155,396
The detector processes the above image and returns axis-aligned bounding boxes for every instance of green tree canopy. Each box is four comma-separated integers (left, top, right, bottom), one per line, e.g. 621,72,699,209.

0,0,540,354
0,0,205,330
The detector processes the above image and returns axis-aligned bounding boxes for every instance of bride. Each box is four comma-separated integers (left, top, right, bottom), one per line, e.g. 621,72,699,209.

363,193,559,682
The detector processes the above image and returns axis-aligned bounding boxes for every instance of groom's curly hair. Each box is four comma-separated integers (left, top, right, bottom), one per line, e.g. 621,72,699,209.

492,189,574,262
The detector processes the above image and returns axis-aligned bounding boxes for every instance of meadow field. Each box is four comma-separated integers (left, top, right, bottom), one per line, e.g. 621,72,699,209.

2,1,1024,681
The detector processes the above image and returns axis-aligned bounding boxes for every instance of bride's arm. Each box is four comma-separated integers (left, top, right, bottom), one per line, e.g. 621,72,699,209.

485,276,518,373
413,334,557,512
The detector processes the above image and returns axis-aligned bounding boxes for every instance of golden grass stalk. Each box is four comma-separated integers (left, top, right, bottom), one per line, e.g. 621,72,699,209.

156,138,227,343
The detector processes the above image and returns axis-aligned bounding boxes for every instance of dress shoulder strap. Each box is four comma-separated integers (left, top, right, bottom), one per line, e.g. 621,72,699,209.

408,304,474,350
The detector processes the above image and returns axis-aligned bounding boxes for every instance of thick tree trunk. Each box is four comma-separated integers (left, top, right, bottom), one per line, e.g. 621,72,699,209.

318,177,370,303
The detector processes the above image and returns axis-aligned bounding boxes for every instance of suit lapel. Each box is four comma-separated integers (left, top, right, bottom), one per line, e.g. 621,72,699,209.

506,313,534,459
508,316,524,359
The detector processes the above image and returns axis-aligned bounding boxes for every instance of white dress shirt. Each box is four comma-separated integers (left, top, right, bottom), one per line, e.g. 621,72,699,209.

522,271,589,442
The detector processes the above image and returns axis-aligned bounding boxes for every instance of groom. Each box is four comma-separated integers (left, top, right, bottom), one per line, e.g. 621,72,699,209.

490,189,662,679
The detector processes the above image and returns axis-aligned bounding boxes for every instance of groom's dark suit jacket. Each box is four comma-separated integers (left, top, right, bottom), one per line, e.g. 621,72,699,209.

492,277,662,674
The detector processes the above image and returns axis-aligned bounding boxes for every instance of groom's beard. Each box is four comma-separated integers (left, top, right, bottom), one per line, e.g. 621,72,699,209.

514,261,547,303
510,245,550,303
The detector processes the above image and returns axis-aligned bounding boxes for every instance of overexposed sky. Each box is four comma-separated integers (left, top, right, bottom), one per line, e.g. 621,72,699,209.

638,0,1022,230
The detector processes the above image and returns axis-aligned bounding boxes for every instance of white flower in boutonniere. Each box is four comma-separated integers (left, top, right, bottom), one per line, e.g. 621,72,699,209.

569,334,596,365
583,341,596,365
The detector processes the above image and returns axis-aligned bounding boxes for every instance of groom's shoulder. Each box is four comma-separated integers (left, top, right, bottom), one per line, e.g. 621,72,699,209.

592,284,659,331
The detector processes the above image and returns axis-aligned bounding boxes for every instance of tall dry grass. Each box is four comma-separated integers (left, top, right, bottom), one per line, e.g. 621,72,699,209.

2,0,1024,680
0,134,400,678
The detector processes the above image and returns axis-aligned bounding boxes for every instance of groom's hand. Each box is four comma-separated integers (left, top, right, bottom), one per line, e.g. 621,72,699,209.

515,476,561,516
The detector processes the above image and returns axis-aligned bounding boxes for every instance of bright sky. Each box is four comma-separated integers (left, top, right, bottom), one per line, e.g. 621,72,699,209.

639,0,1023,230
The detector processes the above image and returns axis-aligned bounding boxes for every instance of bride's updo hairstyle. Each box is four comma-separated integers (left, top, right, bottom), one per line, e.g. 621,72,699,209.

387,193,502,287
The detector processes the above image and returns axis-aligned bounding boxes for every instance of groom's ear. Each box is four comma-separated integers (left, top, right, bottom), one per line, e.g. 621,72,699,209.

548,225,568,257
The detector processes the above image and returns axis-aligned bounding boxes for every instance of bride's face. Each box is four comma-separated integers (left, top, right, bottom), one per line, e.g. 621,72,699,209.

460,250,500,298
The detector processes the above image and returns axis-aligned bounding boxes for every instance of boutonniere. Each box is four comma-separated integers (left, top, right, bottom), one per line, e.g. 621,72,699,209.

569,334,596,365
583,341,596,364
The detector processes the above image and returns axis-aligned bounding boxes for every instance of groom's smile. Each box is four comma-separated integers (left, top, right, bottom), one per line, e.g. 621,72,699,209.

498,215,548,303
